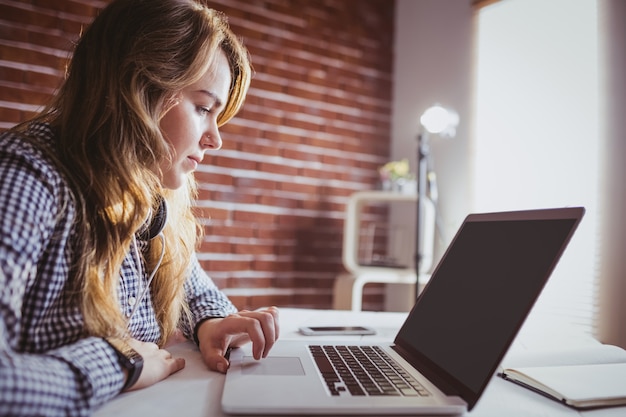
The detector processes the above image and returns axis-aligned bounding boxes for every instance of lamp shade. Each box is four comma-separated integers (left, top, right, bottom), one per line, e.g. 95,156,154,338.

420,105,459,138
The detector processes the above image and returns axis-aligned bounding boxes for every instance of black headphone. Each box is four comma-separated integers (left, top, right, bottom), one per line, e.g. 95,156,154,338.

129,196,169,321
136,197,168,241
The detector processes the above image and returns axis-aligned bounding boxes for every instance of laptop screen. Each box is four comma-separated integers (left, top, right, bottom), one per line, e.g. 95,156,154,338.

394,207,584,410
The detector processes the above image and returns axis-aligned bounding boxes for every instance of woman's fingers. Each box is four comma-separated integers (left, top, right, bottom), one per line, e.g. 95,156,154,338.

196,307,281,372
233,307,279,358
124,339,185,390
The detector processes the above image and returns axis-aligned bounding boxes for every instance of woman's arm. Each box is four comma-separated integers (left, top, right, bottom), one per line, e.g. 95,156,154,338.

181,255,239,339
0,322,126,416
182,256,280,372
0,129,127,415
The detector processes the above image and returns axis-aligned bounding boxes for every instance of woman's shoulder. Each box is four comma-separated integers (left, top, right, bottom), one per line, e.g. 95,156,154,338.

0,122,75,242
0,122,68,192
1,122,58,158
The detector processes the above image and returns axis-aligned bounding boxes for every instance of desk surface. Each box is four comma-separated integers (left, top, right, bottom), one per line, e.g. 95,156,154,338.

93,308,624,417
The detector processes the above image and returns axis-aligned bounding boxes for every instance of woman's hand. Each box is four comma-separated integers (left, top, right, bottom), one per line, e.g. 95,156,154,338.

124,338,186,391
196,306,280,373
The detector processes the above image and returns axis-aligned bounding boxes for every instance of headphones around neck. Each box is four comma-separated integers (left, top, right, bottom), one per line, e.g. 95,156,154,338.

136,197,168,241
128,196,168,321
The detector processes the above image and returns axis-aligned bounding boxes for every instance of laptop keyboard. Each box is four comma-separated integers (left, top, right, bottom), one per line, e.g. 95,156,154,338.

309,345,431,397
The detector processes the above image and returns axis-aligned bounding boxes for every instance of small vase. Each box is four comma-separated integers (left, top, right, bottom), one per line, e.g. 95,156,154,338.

399,179,417,195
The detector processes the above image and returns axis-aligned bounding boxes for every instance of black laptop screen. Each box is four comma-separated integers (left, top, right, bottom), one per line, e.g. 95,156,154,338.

395,209,582,410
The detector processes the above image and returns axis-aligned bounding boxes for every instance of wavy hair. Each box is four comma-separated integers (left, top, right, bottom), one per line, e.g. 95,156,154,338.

22,0,251,344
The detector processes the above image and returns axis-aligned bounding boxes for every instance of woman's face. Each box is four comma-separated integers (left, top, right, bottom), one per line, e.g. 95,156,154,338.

158,50,231,189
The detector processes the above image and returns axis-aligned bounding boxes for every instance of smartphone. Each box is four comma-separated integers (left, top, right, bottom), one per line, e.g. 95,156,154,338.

298,325,376,336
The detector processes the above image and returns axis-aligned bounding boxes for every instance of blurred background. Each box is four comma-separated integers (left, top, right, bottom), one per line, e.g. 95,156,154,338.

1,0,625,349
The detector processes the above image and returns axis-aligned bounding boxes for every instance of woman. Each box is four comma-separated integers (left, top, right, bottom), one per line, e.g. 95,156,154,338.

0,0,279,415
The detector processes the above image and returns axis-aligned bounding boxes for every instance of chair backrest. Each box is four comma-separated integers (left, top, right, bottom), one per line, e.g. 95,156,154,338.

342,190,436,275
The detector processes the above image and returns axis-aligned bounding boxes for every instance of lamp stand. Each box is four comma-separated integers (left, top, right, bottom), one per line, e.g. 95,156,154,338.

415,132,430,300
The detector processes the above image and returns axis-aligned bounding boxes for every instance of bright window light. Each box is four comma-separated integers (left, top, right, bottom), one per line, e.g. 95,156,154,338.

474,0,599,333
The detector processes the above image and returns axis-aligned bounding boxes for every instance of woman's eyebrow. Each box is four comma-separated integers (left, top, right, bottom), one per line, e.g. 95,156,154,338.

196,89,224,108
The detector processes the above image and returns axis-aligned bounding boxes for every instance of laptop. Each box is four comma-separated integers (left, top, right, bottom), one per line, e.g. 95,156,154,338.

222,207,585,415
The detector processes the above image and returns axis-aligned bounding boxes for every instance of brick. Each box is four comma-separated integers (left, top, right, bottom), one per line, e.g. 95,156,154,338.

195,170,235,187
232,242,275,256
198,240,233,254
256,194,297,209
234,176,277,190
33,0,100,17
214,155,258,171
228,276,275,289
212,190,257,205
205,259,252,272
256,226,296,241
245,295,292,310
233,210,276,224
220,122,262,139
278,181,318,195
0,106,22,125
252,259,294,272
206,223,257,239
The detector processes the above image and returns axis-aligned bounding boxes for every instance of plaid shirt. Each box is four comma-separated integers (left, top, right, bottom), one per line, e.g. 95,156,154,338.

0,123,237,416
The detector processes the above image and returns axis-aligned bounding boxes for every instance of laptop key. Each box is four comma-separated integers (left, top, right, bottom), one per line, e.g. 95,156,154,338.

309,345,429,398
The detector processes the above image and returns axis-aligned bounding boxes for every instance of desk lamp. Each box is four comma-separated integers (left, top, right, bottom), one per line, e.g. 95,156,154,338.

415,104,459,299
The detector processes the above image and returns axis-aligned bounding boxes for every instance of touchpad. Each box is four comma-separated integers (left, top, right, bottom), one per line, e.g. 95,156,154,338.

241,356,305,376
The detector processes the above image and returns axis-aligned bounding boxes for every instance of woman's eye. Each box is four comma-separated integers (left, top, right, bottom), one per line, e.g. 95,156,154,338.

198,106,212,115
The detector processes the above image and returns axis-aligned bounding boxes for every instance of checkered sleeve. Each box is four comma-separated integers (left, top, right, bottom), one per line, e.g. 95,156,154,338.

0,128,126,416
0,260,124,416
180,255,238,340
0,329,124,417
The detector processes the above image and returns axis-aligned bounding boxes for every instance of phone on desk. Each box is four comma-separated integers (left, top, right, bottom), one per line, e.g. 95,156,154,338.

298,326,376,336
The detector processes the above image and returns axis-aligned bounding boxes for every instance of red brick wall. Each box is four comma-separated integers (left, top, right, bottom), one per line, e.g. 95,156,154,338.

0,0,395,310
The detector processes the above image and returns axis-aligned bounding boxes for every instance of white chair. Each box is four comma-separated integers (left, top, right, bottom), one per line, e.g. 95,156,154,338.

332,190,436,311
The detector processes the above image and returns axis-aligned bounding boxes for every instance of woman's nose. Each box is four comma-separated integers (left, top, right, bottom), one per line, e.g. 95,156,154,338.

201,130,222,150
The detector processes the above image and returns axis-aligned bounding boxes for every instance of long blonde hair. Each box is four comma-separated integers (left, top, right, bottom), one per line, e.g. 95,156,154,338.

19,0,251,344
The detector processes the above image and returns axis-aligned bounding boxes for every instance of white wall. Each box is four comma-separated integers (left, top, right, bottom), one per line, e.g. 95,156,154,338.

473,0,599,332
391,0,474,259
392,0,626,347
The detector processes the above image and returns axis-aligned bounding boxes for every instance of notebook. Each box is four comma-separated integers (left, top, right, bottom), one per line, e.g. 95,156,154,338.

221,207,585,415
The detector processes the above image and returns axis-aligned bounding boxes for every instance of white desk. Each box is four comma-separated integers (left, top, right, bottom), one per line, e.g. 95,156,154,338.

93,308,625,417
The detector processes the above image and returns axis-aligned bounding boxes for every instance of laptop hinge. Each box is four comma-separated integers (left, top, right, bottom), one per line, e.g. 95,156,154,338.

391,344,462,397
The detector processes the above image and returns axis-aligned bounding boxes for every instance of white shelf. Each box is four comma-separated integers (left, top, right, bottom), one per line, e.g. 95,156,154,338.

333,190,436,311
